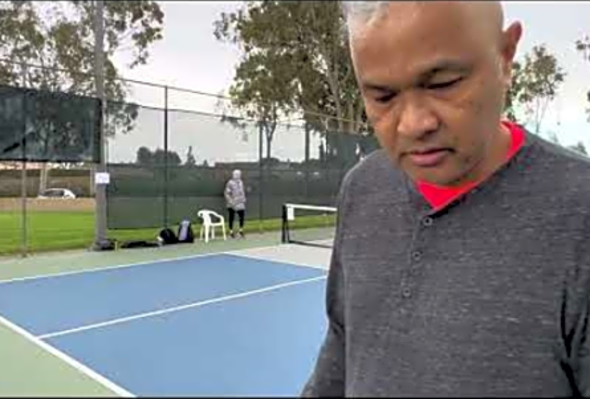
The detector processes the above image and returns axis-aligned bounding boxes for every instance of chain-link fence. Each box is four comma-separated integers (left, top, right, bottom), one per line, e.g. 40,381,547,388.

0,63,380,255
104,83,380,230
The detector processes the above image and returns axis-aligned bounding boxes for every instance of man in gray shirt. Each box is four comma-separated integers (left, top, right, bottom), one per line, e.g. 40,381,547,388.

302,1,590,396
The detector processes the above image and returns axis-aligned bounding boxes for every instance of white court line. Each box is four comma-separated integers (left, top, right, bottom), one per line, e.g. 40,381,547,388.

226,250,329,271
38,275,327,340
0,314,134,397
0,243,286,285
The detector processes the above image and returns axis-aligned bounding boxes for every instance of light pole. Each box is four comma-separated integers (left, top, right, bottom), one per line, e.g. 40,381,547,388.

92,0,108,250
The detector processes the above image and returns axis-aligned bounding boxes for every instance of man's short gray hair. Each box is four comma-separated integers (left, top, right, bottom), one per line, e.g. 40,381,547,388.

341,1,391,38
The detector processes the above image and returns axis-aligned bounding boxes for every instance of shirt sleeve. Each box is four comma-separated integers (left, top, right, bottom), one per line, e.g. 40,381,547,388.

300,171,353,397
563,214,590,395
573,304,590,395
300,245,346,397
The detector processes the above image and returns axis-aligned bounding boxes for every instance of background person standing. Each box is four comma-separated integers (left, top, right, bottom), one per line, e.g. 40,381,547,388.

224,169,246,238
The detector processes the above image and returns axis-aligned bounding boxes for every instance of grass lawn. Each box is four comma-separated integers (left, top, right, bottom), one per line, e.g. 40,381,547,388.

0,211,336,256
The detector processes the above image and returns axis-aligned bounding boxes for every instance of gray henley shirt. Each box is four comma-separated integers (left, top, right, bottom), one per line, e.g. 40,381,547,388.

302,130,590,397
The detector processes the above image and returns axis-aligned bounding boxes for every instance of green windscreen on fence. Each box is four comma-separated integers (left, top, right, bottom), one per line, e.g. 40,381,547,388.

105,102,381,230
0,85,101,162
106,103,165,229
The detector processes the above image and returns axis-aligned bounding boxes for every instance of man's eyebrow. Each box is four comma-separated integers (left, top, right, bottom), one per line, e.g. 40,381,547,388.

420,59,471,79
361,59,471,93
362,82,398,93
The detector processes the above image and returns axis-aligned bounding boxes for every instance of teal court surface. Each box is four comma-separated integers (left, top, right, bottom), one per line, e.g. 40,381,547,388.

0,232,333,396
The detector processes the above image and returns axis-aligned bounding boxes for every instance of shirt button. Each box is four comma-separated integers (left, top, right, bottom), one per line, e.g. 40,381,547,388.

411,250,422,261
402,287,412,298
422,217,433,227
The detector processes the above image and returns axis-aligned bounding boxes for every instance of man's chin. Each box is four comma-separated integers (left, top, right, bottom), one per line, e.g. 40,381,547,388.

405,168,464,188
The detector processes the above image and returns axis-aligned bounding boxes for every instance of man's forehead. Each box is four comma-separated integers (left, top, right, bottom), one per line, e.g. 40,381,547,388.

350,1,501,65
351,1,502,41
349,2,502,89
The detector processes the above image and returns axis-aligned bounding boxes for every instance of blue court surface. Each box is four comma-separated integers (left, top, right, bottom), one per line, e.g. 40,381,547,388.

0,252,329,396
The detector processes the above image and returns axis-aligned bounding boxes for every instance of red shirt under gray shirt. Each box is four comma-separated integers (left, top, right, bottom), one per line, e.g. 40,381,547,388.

302,122,590,397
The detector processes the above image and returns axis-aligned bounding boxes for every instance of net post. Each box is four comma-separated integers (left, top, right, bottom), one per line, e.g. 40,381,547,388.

163,85,169,228
281,204,289,244
280,203,336,249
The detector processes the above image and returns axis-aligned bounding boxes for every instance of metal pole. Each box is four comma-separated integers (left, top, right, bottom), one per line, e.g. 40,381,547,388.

20,61,28,257
93,0,108,249
258,122,263,234
304,120,310,199
163,86,169,228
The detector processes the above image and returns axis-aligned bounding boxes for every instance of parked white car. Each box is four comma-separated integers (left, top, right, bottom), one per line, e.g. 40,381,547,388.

37,188,77,199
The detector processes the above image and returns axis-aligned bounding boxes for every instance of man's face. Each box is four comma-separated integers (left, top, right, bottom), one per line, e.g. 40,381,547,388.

350,2,521,186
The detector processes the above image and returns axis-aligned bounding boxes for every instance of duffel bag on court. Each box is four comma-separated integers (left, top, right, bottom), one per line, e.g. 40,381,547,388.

177,219,194,244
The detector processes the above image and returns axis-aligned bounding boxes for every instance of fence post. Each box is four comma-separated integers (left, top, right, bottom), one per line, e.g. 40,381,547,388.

304,120,310,199
258,121,263,234
20,157,27,257
92,0,108,250
19,61,28,257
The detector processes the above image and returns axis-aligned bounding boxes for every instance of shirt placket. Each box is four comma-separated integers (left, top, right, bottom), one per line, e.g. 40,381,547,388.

398,212,436,319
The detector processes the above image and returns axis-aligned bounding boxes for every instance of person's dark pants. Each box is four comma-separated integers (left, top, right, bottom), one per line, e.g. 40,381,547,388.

228,208,245,232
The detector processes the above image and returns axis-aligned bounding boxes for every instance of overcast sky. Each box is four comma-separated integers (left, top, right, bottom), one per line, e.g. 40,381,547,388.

108,1,590,164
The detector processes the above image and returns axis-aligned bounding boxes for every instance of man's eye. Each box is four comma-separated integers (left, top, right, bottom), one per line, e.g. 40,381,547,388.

375,93,396,103
427,77,463,90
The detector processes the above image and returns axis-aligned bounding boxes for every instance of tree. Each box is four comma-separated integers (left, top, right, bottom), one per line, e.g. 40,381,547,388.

0,1,163,191
576,35,590,121
504,60,524,122
136,146,152,165
214,4,298,160
0,2,163,94
135,147,181,167
214,1,369,162
505,44,565,135
0,1,162,137
152,148,181,167
186,145,196,166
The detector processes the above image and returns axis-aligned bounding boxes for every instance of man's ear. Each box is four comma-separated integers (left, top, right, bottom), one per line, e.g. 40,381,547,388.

500,21,523,87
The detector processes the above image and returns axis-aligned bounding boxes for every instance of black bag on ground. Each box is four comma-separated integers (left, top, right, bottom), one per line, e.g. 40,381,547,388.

120,240,160,249
177,219,194,243
158,227,179,245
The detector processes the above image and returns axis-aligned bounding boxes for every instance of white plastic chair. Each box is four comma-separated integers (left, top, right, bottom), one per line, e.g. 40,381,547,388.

197,209,227,243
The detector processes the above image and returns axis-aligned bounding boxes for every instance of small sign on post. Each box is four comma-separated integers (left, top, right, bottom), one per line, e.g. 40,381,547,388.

287,206,295,221
95,172,110,185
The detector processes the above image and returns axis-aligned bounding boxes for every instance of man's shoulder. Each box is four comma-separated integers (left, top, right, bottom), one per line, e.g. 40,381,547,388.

529,131,590,165
522,132,590,211
526,132,590,191
340,149,406,197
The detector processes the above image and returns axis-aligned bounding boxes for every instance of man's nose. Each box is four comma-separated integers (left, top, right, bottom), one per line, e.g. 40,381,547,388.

396,93,440,140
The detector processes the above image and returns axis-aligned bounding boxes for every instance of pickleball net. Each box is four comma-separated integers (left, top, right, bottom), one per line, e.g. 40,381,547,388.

281,203,337,249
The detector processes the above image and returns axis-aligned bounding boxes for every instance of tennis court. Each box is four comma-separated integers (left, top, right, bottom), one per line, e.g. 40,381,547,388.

0,204,335,396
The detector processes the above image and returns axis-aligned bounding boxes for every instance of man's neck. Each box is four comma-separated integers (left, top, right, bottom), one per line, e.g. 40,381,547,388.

444,123,512,189
415,121,523,212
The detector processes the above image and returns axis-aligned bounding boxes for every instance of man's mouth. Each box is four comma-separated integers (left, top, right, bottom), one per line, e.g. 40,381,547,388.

406,148,452,167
